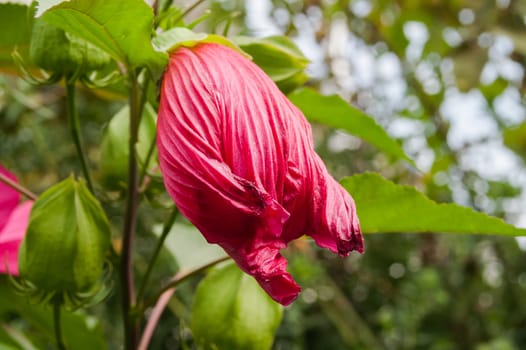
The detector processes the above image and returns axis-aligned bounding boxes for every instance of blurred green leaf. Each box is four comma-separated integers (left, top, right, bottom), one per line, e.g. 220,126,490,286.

0,3,33,74
480,78,508,102
504,122,526,163
0,282,106,350
0,324,36,350
99,103,157,189
38,0,166,74
454,46,488,92
288,88,415,166
192,262,283,350
159,222,227,271
342,172,526,235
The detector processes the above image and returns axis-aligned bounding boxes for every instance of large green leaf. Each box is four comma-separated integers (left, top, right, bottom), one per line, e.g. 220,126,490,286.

0,3,33,74
288,88,415,166
37,0,166,74
341,172,526,235
192,262,283,350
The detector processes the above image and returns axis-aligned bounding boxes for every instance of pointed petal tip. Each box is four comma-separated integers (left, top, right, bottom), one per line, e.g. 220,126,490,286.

337,230,365,256
259,273,301,306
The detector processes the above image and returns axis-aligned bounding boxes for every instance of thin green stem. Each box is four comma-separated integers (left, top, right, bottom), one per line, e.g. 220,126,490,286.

53,298,66,350
0,172,37,200
172,0,207,24
137,78,154,188
65,78,94,193
138,129,157,188
221,11,241,36
120,72,142,350
136,207,179,304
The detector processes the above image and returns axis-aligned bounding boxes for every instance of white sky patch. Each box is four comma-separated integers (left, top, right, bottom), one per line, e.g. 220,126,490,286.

459,141,523,180
441,89,499,150
350,0,372,18
388,118,426,138
245,0,281,37
494,87,526,125
35,0,66,17
404,21,429,62
346,38,376,88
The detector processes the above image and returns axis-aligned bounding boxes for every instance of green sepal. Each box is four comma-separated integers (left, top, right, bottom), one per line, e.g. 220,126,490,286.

18,177,111,300
192,262,283,350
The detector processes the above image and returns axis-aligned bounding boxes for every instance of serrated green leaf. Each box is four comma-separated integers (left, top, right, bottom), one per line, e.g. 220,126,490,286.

0,3,33,74
341,172,526,235
192,262,283,350
38,0,167,74
157,222,227,271
288,88,415,166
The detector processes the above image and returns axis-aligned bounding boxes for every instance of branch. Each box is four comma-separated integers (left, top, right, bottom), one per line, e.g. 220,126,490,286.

137,256,231,349
120,73,142,350
0,172,37,201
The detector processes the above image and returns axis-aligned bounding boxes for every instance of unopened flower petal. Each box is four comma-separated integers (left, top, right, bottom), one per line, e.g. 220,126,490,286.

0,166,20,231
157,43,363,305
0,201,32,275
0,166,32,275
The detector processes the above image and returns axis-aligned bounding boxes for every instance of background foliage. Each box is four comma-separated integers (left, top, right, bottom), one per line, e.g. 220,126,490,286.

2,0,526,349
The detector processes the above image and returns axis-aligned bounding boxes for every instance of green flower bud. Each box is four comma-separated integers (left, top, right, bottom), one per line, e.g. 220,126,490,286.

29,18,110,74
192,262,283,350
99,103,157,190
17,176,111,307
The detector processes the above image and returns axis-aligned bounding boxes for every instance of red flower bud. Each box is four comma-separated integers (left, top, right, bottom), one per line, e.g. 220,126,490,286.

157,43,363,305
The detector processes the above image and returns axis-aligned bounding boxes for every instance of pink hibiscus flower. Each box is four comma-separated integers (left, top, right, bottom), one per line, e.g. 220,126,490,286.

0,166,32,275
157,43,363,305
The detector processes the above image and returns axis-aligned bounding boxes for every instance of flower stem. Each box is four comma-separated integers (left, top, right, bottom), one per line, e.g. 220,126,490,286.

121,73,142,350
144,255,230,310
53,297,66,350
138,256,231,350
0,172,36,200
65,78,94,193
138,129,157,189
136,206,179,304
